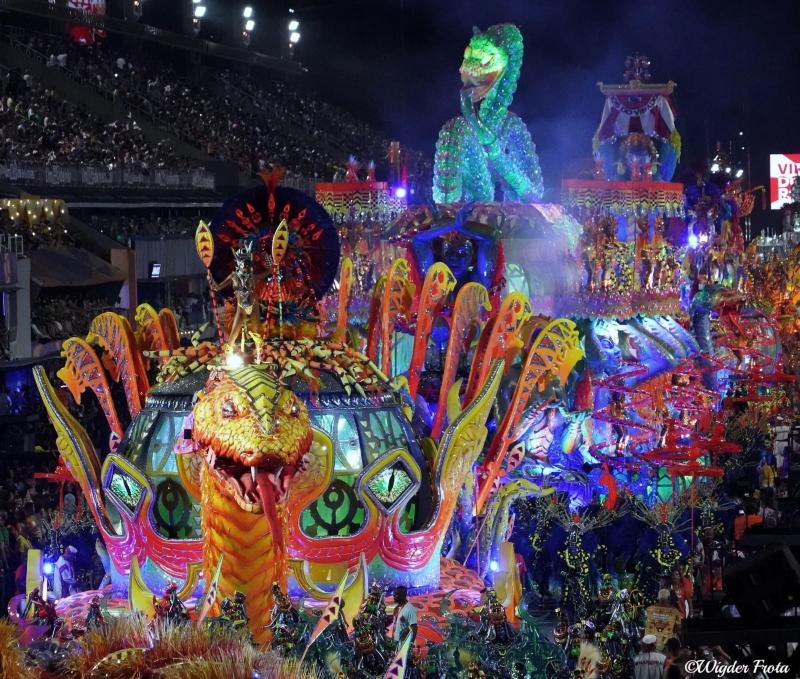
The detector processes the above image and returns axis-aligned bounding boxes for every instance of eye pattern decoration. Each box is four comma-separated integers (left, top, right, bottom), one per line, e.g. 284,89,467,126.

367,461,414,512
108,468,144,514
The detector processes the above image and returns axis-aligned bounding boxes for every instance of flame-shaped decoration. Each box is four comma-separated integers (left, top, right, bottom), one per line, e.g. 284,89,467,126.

194,220,214,269
258,167,285,194
271,219,290,266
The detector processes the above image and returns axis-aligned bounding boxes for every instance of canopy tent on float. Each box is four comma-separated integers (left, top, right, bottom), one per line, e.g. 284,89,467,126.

384,202,583,317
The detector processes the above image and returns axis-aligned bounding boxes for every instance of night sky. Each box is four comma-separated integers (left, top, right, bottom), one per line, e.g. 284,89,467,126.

154,0,799,223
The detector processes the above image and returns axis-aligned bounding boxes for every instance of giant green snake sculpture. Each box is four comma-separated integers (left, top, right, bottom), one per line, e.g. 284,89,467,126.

433,23,544,203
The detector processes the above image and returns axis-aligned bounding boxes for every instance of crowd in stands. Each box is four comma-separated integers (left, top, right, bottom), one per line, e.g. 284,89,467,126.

31,296,115,343
0,209,77,252
77,207,212,244
0,61,191,173
5,28,432,187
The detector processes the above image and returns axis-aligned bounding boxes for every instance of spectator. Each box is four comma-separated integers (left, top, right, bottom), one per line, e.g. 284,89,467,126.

53,544,78,599
733,503,762,541
62,491,76,518
670,567,694,619
391,585,418,643
759,494,780,529
644,589,682,651
758,454,777,504
634,634,666,679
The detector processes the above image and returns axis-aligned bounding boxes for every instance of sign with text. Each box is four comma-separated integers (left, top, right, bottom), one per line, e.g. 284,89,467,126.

66,0,106,44
67,0,106,12
770,153,800,209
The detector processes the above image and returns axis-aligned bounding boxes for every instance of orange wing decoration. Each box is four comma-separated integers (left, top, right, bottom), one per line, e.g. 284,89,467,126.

366,259,415,375
430,283,491,439
380,258,415,375
335,257,354,338
158,308,181,350
475,318,582,514
58,337,125,446
464,292,532,405
407,263,456,399
366,274,386,363
88,312,149,418
135,303,170,363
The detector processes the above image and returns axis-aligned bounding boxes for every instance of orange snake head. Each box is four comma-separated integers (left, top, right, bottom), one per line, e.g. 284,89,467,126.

192,365,313,515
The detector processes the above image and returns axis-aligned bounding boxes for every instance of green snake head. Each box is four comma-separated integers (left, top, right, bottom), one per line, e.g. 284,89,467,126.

460,24,523,111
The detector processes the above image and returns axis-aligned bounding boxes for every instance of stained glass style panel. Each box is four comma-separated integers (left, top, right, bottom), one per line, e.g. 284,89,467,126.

107,468,143,514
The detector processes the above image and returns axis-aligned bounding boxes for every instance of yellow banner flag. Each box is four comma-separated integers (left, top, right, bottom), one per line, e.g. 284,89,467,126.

127,556,156,618
384,627,414,679
299,569,349,665
25,549,42,598
271,219,289,265
341,551,368,628
195,220,214,269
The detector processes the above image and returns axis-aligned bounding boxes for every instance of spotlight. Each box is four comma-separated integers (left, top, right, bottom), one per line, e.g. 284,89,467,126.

289,31,301,44
735,168,744,178
688,233,699,248
725,166,731,174
489,559,499,573
288,19,299,31
193,5,206,18
243,6,253,18
43,562,54,576
226,353,245,369
394,187,407,199
710,163,720,173
245,19,255,31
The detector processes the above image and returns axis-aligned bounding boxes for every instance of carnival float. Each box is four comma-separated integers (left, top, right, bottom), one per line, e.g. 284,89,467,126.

8,21,796,679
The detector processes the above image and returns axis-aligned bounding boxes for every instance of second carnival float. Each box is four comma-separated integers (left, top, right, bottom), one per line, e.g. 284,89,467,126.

7,21,796,679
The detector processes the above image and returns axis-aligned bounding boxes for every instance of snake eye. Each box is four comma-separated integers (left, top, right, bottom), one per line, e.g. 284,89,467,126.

221,399,238,418
289,402,300,418
481,54,491,66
